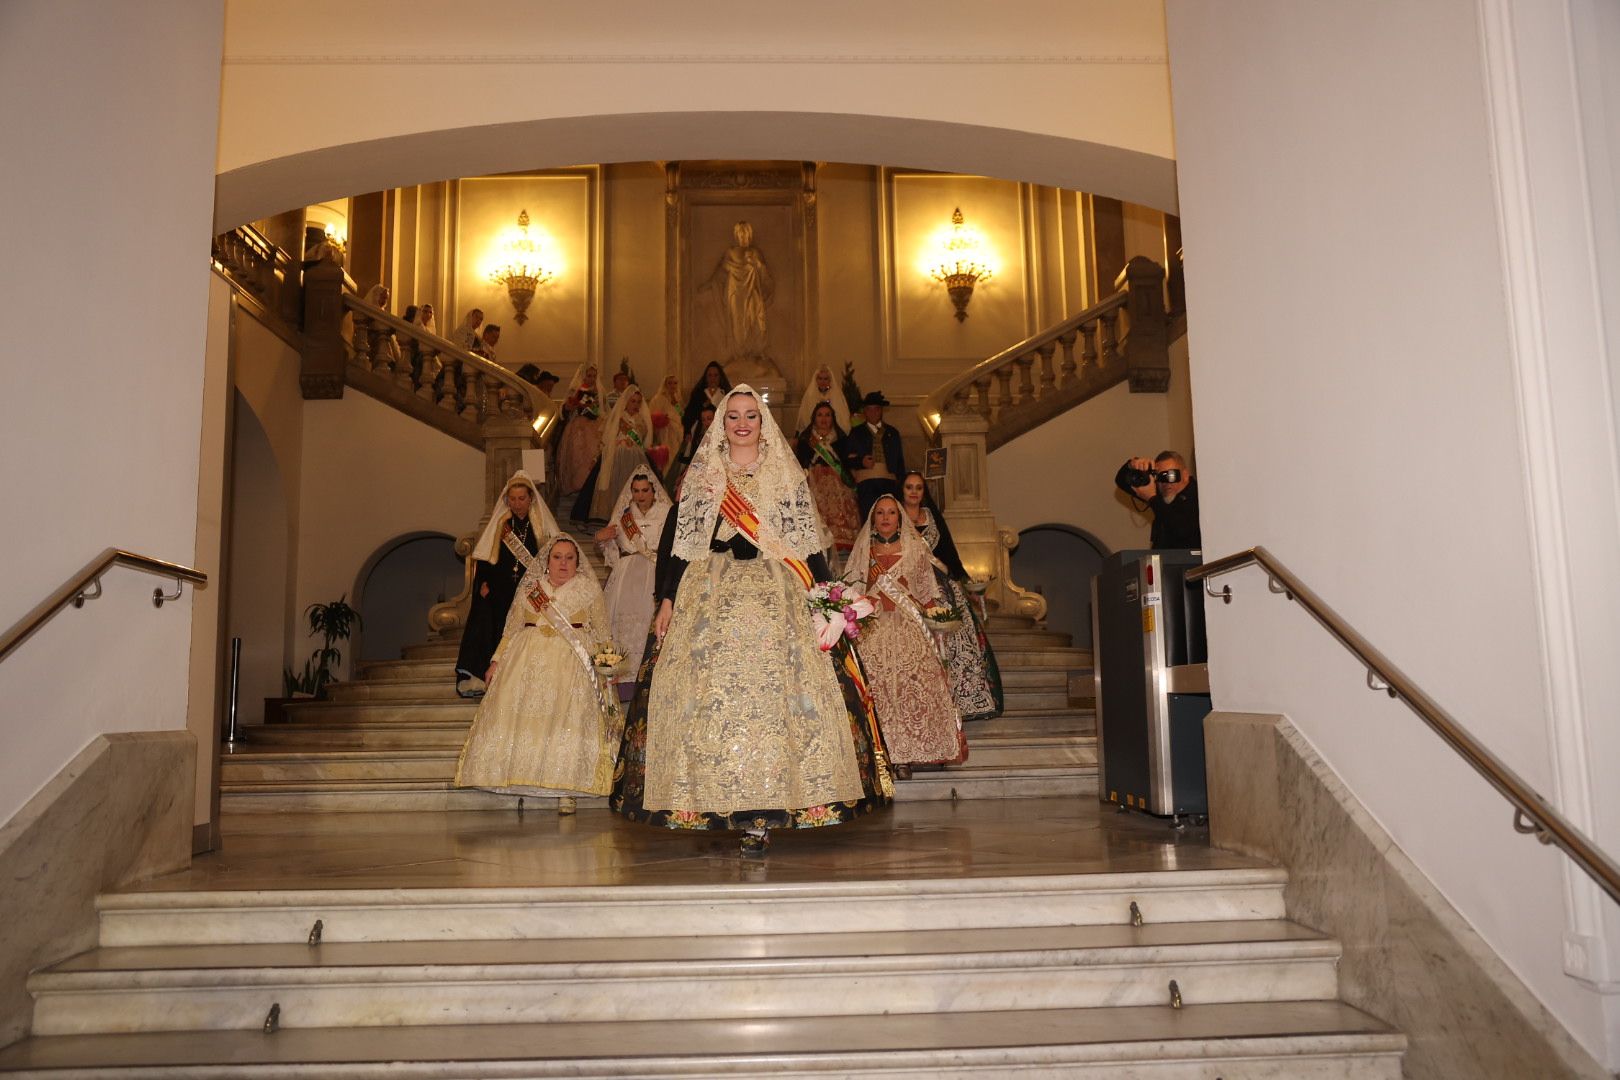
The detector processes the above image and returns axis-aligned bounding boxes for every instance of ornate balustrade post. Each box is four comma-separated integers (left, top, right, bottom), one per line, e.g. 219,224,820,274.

934,409,1047,620
1119,254,1170,393
299,261,347,400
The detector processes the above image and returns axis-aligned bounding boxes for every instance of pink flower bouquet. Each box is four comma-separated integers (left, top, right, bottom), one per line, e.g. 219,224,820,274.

806,582,877,651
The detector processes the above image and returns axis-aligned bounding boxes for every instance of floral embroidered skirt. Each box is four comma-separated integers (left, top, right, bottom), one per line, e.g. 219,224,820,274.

611,555,890,831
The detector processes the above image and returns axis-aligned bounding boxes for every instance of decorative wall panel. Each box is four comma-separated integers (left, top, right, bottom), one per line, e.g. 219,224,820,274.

451,167,603,371
665,161,818,400
877,169,1038,376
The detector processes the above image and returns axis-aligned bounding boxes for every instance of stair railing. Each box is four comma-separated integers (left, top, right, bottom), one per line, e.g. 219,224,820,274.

1,550,207,666
343,293,559,445
919,255,1171,452
1190,546,1620,907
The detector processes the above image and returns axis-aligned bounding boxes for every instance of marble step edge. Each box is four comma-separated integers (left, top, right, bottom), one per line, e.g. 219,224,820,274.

0,1009,1407,1079
219,759,1099,792
221,733,1096,766
50,919,1335,972
96,868,1290,947
29,945,1344,1035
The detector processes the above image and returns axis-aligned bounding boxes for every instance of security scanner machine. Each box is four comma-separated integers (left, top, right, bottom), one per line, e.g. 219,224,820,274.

1090,549,1211,822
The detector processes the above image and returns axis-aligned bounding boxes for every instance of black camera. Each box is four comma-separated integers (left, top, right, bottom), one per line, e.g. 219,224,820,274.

1123,466,1181,487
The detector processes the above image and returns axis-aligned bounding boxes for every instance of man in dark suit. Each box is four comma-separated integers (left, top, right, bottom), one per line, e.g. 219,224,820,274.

843,391,906,519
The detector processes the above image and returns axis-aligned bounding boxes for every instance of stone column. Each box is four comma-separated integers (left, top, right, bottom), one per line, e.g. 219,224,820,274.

1086,195,1127,307
935,410,1047,620
261,209,306,328
299,261,347,400
481,416,535,507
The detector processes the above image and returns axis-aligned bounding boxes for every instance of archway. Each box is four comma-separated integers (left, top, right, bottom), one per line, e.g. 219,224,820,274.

225,391,292,722
216,111,1177,231
354,532,464,665
1008,525,1109,649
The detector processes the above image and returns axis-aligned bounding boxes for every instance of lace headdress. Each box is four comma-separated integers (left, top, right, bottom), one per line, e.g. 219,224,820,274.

842,494,945,605
607,464,672,529
471,469,561,563
671,384,826,562
515,534,605,614
795,363,851,434
598,383,650,457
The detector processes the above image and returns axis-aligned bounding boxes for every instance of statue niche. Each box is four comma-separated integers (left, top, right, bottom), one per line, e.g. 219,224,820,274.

696,220,785,393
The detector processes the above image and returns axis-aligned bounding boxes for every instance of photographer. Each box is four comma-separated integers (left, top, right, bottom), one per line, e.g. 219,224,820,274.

1115,451,1201,549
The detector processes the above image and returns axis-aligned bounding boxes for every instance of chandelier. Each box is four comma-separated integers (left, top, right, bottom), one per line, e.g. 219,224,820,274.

928,207,995,322
488,209,557,325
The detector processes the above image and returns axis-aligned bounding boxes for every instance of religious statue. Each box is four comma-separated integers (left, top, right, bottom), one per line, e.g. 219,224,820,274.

704,221,773,358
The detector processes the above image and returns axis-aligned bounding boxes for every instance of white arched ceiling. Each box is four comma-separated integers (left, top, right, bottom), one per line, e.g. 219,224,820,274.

216,111,1177,232
215,0,1177,229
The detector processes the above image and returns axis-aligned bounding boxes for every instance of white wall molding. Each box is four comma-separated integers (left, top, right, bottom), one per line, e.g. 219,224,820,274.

1476,0,1618,991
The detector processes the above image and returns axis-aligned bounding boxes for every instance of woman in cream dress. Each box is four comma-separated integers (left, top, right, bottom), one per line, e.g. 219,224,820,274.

454,535,620,805
612,385,889,854
594,466,672,676
585,384,653,522
844,494,967,772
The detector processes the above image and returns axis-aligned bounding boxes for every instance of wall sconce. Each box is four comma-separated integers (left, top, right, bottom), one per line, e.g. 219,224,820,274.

488,209,557,325
928,207,996,322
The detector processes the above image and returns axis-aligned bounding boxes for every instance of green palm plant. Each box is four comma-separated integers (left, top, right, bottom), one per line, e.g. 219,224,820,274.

283,595,363,697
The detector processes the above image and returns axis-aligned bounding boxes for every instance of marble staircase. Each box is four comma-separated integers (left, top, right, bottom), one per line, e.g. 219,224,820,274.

220,538,1098,812
0,820,1406,1077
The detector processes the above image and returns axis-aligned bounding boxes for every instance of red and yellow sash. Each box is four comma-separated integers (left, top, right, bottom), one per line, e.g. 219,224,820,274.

717,484,888,794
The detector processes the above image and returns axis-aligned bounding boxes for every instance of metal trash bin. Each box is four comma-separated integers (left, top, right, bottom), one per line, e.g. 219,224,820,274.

1090,549,1211,820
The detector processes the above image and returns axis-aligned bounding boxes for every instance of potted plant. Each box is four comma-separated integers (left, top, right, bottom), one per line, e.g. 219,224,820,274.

282,595,363,701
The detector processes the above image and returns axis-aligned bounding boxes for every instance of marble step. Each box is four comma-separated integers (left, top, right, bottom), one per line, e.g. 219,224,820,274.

994,646,1092,667
967,712,1094,736
31,921,1341,1035
895,763,1097,801
323,677,463,704
276,700,475,725
219,787,583,814
240,722,471,751
999,668,1069,690
986,628,1076,649
96,868,1291,947
401,641,459,662
355,658,456,682
1000,686,1072,711
0,1002,1405,1078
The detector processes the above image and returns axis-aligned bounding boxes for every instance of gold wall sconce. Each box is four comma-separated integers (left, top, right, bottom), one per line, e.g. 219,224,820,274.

488,209,558,325
928,207,996,322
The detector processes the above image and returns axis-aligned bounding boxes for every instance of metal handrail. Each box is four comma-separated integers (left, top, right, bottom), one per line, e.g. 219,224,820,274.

1189,546,1620,906
0,549,208,666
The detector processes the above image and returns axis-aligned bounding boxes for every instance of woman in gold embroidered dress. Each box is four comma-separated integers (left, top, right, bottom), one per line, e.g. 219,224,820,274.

611,385,889,854
844,494,967,772
454,536,620,808
794,401,861,561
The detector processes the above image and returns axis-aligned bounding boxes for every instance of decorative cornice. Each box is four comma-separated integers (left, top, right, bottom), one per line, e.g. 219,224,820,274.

224,52,1165,67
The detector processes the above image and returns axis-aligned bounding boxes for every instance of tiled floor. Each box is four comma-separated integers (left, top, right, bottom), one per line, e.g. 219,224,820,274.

128,798,1265,894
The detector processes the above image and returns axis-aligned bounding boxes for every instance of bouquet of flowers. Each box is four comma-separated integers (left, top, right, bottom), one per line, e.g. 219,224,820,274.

921,601,965,634
570,389,599,419
650,409,670,431
647,445,670,473
806,582,877,651
592,646,626,676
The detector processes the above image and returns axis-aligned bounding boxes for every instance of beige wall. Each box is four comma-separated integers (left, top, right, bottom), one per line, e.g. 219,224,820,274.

0,1,224,825
1167,0,1619,1065
215,0,1177,229
293,394,487,680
